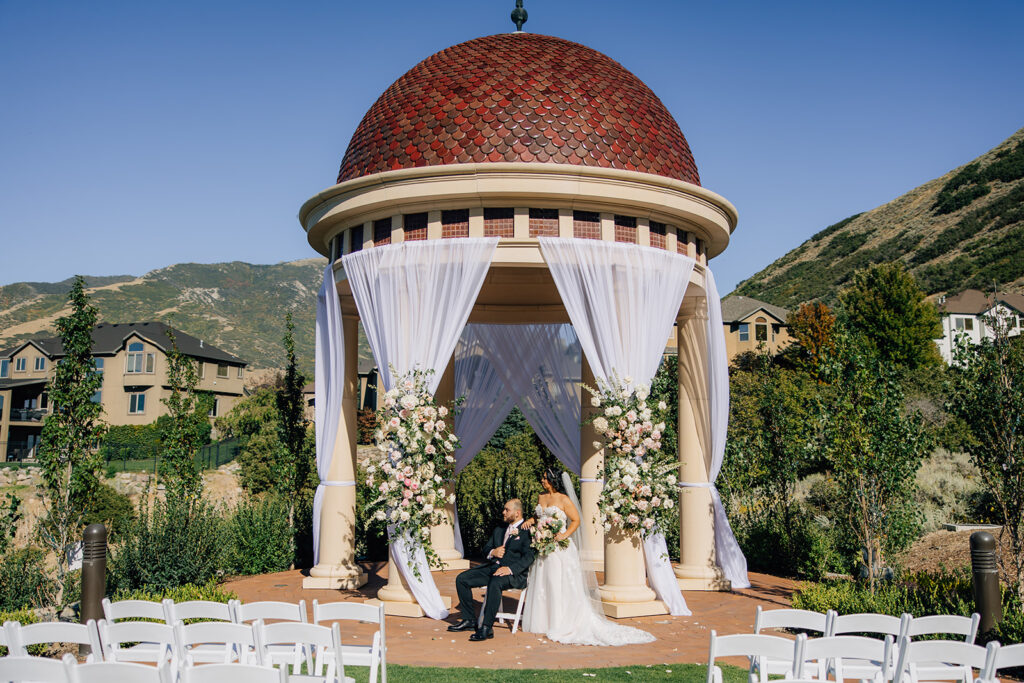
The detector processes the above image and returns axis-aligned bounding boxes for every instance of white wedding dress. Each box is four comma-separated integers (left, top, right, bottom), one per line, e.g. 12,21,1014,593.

522,505,655,646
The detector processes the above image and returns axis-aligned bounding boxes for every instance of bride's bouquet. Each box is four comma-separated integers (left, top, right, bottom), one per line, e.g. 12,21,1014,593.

586,376,677,538
531,507,571,557
363,368,458,577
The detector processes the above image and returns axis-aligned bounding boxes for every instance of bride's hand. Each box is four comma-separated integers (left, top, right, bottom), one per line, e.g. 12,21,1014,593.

554,531,568,542
522,517,535,529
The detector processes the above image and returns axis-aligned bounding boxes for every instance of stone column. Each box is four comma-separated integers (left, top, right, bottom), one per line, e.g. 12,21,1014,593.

674,299,729,590
303,313,368,590
429,357,469,570
578,356,604,571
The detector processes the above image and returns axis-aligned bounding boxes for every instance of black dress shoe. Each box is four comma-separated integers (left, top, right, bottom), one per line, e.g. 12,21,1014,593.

469,626,494,641
447,619,474,632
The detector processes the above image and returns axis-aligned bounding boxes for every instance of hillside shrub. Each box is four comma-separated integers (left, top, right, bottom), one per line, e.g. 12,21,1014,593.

83,481,135,538
0,608,40,655
0,547,54,612
224,497,294,575
110,497,225,592
933,183,991,215
100,423,162,461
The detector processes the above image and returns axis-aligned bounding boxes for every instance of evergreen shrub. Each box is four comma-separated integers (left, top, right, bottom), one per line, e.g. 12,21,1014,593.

0,547,53,612
224,496,294,575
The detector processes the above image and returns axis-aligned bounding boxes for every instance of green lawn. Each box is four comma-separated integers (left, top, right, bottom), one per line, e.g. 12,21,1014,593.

340,662,745,682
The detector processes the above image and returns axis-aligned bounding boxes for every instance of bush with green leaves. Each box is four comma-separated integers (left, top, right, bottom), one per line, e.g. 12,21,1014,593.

110,496,225,592
0,608,40,655
224,496,294,575
82,482,135,538
100,423,162,461
0,547,54,612
112,579,235,606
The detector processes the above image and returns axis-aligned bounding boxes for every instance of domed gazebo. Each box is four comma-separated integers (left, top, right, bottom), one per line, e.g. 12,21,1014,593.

299,30,747,619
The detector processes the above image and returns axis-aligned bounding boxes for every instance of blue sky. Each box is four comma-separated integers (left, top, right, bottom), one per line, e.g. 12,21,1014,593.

1,0,1022,294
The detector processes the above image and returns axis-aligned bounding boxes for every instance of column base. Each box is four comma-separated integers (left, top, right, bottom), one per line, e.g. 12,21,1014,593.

674,563,731,591
600,599,668,619
366,594,452,618
302,564,367,590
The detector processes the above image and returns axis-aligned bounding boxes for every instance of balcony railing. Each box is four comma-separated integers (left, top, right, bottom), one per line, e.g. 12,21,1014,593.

2,441,38,462
8,408,48,422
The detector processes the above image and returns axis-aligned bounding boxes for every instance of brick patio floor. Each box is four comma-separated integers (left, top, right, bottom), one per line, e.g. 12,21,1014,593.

223,562,797,670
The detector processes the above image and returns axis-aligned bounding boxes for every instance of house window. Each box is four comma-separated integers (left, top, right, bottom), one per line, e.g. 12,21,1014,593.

528,208,559,237
649,221,667,249
198,361,205,379
738,323,750,342
573,211,600,239
955,317,974,331
0,360,8,378
217,364,229,378
34,357,46,371
129,392,146,414
373,217,392,245
91,390,102,404
441,209,469,238
403,213,428,241
208,398,220,418
483,208,514,238
237,366,244,379
14,358,26,372
614,215,637,243
91,358,104,403
756,324,768,342
349,225,364,254
126,342,155,373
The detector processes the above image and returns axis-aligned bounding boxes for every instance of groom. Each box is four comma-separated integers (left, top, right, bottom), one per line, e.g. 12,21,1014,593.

449,498,534,641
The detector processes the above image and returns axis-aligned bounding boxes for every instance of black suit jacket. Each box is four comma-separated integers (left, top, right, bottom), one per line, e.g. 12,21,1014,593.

484,523,535,588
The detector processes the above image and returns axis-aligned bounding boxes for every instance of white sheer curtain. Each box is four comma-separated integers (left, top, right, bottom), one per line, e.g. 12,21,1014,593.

313,264,345,566
341,238,498,620
451,326,516,555
474,323,582,473
703,269,750,589
538,238,694,615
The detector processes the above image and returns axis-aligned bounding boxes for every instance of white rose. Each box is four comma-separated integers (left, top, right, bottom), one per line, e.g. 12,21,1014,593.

667,474,677,486
658,401,667,411
622,474,634,487
399,510,410,522
592,441,602,450
438,405,448,417
655,422,666,433
604,406,615,417
423,503,434,513
590,396,601,407
593,416,609,432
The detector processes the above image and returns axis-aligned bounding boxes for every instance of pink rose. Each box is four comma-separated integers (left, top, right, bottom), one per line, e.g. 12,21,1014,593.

403,489,413,499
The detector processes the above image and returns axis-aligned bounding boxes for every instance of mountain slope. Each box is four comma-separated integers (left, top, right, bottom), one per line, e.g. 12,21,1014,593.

732,127,1024,308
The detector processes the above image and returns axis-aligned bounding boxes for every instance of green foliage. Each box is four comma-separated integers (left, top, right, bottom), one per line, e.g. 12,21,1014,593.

0,494,22,556
217,388,282,493
946,317,1024,601
839,263,942,369
933,183,991,215
356,463,389,561
160,329,213,501
810,213,865,242
650,356,679,457
224,496,295,576
275,314,315,521
820,230,871,260
100,423,162,461
35,275,106,603
110,496,225,592
112,579,235,606
735,512,844,581
0,608,40,656
82,481,135,538
816,333,931,584
0,547,54,612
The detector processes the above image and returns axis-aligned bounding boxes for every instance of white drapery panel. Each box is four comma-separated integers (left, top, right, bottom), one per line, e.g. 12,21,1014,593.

537,237,695,391
537,238,694,614
473,323,582,473
451,326,516,556
703,269,750,589
341,238,498,620
313,264,345,566
343,238,499,394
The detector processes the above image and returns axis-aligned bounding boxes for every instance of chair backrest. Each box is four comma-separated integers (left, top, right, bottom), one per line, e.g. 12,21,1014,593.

906,614,980,643
164,599,233,624
706,630,801,683
11,621,102,652
180,664,287,683
0,655,70,683
232,600,307,624
174,621,261,665
993,642,1024,677
831,612,909,639
66,658,171,683
312,600,383,626
260,621,343,677
102,598,166,623
894,638,996,683
100,620,175,663
755,606,832,635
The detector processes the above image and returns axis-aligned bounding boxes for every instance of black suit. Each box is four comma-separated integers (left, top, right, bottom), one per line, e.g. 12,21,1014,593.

455,522,535,628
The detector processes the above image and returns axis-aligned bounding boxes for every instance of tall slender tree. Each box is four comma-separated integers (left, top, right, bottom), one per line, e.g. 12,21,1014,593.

36,276,106,604
276,313,314,525
160,328,212,501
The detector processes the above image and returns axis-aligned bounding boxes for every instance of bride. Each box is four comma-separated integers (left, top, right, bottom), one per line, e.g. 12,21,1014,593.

521,468,655,646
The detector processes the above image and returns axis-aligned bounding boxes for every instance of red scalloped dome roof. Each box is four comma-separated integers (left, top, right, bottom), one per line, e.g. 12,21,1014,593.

338,33,700,185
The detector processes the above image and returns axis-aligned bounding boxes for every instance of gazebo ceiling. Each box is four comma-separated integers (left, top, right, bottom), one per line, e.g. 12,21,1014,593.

338,33,700,186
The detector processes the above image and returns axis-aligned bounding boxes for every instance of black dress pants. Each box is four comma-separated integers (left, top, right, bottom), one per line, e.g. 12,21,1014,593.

454,564,516,626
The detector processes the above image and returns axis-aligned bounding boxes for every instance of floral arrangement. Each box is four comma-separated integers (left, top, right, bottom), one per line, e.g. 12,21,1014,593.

588,377,677,537
531,506,570,557
363,368,458,577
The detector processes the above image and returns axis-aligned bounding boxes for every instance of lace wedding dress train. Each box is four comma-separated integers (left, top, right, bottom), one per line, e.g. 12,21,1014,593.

522,506,655,646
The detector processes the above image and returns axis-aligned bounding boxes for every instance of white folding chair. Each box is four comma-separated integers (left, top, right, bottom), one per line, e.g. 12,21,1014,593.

179,663,287,683
163,599,233,624
99,619,175,666
260,621,353,682
830,613,910,640
313,600,386,683
102,598,167,623
5,620,104,662
705,631,803,683
752,607,834,679
231,600,307,624
893,638,997,683
0,655,71,682
906,615,981,644
989,642,1023,683
476,585,528,635
64,655,173,683
800,634,893,682
174,620,262,665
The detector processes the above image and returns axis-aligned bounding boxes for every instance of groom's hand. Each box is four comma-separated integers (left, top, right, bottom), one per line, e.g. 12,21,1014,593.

490,546,506,559
494,567,512,577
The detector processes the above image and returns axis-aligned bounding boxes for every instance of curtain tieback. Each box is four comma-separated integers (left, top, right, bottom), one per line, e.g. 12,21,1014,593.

579,477,604,483
677,481,714,488
319,480,356,487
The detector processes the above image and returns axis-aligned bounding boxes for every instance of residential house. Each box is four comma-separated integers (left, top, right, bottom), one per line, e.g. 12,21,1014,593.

0,322,247,461
935,289,1024,363
720,295,791,360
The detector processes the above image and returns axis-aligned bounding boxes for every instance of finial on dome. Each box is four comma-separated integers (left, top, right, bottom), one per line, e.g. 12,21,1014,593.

511,0,528,32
